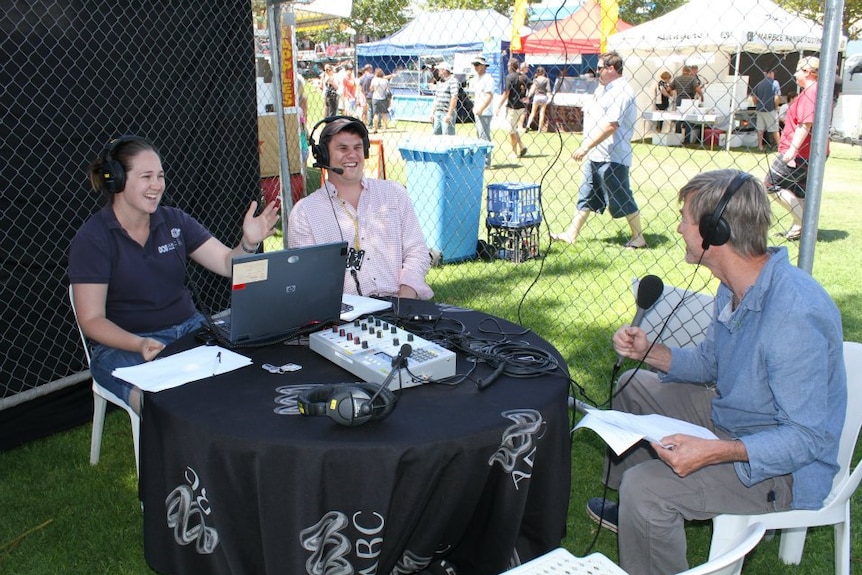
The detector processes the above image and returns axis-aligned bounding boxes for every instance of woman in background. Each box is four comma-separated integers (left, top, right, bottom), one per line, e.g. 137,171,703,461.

370,68,391,132
654,70,672,132
526,66,551,132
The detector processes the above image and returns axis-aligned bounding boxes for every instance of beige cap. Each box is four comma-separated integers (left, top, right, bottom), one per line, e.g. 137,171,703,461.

471,56,487,66
435,62,452,72
797,56,820,73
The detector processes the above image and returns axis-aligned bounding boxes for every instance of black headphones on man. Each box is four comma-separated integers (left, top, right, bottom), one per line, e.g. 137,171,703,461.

308,115,370,170
100,134,148,194
297,382,396,427
698,171,753,250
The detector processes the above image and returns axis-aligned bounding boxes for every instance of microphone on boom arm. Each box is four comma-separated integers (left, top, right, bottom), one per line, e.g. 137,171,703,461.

313,162,344,175
359,344,412,416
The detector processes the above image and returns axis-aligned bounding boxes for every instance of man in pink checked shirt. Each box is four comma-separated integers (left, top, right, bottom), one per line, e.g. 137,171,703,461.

287,116,433,300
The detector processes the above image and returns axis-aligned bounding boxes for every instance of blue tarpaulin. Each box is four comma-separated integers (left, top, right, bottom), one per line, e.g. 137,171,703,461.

356,9,511,57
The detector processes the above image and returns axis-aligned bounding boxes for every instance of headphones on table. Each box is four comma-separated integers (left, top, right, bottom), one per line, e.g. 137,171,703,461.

698,172,752,250
308,115,370,170
99,134,148,194
297,382,396,427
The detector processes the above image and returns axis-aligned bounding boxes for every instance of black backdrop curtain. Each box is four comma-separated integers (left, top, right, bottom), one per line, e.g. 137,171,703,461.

0,0,260,449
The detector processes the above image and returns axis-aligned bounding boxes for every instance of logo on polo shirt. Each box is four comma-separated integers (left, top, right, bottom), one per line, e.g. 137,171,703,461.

158,228,183,254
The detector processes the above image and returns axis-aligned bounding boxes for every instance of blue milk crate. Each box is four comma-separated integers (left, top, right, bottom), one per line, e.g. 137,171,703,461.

486,183,542,228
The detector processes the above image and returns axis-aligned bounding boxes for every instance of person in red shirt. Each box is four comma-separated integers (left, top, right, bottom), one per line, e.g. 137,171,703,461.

340,63,358,117
765,56,827,240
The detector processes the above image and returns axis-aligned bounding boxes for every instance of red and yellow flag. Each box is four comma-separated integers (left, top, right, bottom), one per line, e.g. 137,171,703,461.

511,0,529,52
599,0,619,53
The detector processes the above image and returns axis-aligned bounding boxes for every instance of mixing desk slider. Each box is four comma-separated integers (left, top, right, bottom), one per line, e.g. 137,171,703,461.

309,316,456,388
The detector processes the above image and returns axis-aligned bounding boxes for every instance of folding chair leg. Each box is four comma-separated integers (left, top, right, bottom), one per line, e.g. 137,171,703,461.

130,411,141,476
777,527,807,565
834,510,851,575
90,392,108,465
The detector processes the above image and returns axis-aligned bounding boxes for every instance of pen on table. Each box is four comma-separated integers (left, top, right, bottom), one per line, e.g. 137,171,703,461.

212,351,222,376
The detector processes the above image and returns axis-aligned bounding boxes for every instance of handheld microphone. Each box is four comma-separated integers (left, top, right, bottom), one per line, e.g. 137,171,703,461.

359,344,412,415
313,162,344,175
615,275,664,368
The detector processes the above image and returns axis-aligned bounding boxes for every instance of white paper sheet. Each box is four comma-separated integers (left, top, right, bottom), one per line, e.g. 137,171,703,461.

574,408,718,456
112,346,252,392
340,294,392,321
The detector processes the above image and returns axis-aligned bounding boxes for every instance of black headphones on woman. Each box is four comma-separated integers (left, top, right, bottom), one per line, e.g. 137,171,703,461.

297,382,396,427
99,134,149,194
698,171,753,250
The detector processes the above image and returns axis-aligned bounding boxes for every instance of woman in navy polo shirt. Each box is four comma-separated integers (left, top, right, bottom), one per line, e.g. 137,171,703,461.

68,136,279,414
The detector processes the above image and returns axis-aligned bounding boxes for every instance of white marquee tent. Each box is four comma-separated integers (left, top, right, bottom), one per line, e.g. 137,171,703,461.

606,0,847,143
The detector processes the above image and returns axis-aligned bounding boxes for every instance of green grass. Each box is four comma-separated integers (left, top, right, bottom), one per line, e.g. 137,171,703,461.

3,115,861,574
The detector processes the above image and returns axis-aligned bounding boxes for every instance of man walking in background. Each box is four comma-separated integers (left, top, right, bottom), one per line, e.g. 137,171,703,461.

751,69,781,151
430,61,459,136
358,64,374,126
551,51,646,249
496,58,528,158
471,55,495,169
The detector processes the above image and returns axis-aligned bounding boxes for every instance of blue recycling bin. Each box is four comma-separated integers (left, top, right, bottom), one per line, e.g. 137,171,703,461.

398,136,493,262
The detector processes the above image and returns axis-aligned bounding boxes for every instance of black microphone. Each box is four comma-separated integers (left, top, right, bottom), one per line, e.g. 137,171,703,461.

391,343,412,368
313,162,344,174
615,274,665,368
359,344,412,415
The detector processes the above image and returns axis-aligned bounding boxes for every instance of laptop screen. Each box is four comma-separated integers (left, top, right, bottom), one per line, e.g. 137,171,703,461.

222,241,348,344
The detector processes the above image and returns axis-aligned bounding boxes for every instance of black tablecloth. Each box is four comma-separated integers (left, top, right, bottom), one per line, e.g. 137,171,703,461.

140,306,572,575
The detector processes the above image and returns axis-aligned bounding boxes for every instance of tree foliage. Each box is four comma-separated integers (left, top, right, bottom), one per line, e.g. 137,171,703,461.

426,0,514,18
300,0,411,45
778,0,862,39
619,0,687,26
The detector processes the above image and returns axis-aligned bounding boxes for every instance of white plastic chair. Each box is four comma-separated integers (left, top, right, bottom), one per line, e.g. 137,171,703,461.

501,548,627,574
709,341,862,575
69,285,140,476
680,522,766,575
500,523,764,575
632,278,715,350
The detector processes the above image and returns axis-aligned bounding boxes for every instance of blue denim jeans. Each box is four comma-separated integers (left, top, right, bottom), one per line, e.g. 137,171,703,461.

432,110,455,135
89,312,206,404
475,115,492,167
576,161,639,218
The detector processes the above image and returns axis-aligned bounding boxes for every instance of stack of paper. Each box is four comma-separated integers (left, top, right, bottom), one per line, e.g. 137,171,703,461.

574,408,718,455
112,346,252,392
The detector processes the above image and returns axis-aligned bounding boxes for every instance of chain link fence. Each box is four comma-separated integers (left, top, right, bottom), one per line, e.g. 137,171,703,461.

1,0,260,415
2,0,834,421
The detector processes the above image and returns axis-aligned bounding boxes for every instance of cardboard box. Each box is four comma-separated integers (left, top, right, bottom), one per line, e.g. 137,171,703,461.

653,133,683,146
729,133,758,148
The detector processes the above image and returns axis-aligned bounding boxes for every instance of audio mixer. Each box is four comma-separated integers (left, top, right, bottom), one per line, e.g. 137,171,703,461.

309,316,456,388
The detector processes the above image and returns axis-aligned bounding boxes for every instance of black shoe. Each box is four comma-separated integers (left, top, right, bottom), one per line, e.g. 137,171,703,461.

586,497,619,533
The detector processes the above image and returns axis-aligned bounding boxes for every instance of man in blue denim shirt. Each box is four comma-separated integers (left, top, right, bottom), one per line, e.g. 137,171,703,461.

587,169,846,575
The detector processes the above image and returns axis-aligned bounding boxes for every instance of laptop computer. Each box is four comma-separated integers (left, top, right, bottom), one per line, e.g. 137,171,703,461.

210,241,348,344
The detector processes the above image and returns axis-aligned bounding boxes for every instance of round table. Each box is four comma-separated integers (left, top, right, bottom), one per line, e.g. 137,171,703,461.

140,305,572,575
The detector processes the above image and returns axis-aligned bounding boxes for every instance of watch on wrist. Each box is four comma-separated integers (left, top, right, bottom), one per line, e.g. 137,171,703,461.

241,240,260,254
